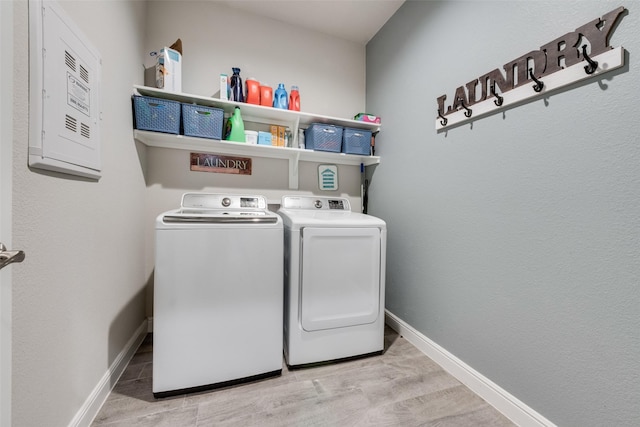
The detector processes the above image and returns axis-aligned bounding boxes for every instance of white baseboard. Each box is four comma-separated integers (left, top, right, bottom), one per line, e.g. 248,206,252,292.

385,310,556,427
67,318,150,427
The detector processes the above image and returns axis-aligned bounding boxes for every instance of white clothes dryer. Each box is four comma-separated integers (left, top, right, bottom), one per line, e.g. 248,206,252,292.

153,193,283,397
278,196,387,367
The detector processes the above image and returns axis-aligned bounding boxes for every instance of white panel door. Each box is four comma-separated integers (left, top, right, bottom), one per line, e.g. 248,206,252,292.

300,227,381,331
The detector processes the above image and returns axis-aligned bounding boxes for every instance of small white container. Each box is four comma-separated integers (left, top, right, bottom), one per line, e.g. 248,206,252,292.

244,130,258,145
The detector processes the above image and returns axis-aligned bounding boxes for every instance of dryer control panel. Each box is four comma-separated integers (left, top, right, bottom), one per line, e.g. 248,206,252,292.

281,196,351,211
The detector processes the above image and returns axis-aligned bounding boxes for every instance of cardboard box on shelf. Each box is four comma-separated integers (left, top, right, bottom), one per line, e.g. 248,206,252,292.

156,46,182,92
220,74,229,100
270,125,285,147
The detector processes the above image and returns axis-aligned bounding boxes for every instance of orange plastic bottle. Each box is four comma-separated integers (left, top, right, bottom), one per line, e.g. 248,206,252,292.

288,85,300,111
260,84,272,107
245,78,260,105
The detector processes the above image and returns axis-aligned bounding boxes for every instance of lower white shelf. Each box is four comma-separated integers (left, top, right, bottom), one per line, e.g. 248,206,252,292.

134,130,381,189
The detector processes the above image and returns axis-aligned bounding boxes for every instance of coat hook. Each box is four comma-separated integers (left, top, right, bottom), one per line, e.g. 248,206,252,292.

437,108,448,126
529,68,544,92
582,45,598,74
491,85,503,106
458,98,472,118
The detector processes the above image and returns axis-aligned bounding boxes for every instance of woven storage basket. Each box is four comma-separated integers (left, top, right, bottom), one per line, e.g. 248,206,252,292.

133,95,180,134
305,123,343,152
342,127,372,155
182,104,224,139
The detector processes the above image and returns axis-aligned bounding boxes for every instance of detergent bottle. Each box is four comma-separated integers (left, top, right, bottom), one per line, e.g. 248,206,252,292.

245,78,260,104
230,67,244,102
288,85,300,111
273,83,288,109
260,84,272,106
225,107,246,142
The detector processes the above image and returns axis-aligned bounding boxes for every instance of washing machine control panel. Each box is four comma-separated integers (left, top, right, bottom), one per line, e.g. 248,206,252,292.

182,193,267,210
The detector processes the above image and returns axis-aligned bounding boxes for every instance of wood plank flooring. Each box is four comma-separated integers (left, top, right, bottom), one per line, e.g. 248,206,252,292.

91,326,516,426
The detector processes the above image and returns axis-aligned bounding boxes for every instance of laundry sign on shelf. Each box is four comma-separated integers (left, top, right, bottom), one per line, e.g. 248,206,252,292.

318,165,338,191
436,6,628,132
190,152,252,175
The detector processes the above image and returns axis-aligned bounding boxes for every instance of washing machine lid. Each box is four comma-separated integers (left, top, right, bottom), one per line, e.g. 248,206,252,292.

278,196,385,229
158,193,279,225
162,211,278,224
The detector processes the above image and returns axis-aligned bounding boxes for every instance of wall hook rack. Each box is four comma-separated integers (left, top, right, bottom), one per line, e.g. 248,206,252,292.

582,45,599,74
458,98,473,118
491,85,504,106
437,108,448,126
529,68,544,92
435,6,628,133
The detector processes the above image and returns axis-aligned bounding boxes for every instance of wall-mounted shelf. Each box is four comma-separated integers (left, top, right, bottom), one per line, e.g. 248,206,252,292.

133,86,380,190
133,86,381,189
133,85,380,134
134,131,379,189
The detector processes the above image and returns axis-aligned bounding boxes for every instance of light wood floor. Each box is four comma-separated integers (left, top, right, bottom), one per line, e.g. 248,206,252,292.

91,326,516,426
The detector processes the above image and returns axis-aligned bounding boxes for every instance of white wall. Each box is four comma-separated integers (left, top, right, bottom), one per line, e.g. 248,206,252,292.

12,1,148,425
144,1,365,119
367,1,640,426
141,0,369,314
11,1,370,425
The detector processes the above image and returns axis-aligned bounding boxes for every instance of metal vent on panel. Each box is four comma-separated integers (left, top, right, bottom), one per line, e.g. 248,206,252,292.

80,122,90,139
80,64,89,84
65,50,76,71
65,114,77,132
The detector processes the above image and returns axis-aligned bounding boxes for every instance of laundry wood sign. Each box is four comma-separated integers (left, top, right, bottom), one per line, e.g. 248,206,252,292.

436,6,628,132
190,152,252,175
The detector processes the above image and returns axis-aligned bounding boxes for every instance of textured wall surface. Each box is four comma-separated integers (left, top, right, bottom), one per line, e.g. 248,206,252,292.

145,0,365,119
10,2,371,425
367,1,639,426
12,1,148,425
141,1,369,295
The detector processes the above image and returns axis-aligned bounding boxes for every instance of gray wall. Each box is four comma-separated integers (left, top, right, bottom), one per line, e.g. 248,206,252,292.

366,1,639,426
141,1,369,316
11,1,370,425
12,1,148,425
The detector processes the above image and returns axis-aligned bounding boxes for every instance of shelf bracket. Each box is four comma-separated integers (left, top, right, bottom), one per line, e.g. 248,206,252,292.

292,116,300,148
288,151,300,190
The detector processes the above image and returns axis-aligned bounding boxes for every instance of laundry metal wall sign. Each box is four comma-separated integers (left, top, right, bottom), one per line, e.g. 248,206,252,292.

436,7,627,132
190,152,252,175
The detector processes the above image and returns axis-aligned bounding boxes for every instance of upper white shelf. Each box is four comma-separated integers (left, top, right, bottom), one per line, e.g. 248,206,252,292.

133,85,381,132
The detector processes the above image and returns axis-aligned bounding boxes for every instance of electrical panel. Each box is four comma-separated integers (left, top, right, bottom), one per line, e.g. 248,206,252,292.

29,0,102,179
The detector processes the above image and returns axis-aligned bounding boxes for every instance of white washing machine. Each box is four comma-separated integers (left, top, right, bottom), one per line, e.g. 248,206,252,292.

153,193,283,397
278,196,387,367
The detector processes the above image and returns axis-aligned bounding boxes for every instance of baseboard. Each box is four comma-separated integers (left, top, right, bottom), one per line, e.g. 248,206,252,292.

385,310,556,427
67,318,150,427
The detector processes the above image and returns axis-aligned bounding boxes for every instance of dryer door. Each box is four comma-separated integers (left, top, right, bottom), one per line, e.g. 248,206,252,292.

300,227,381,331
